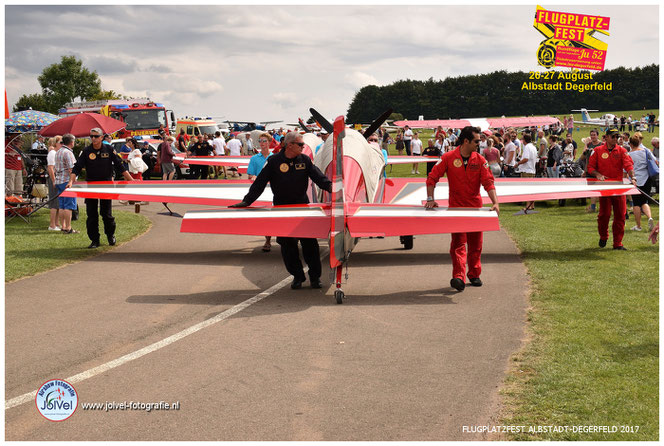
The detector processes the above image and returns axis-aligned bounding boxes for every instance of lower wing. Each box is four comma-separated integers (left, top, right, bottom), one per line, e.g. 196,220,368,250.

180,204,330,238
61,180,273,206
346,204,499,237
384,177,639,206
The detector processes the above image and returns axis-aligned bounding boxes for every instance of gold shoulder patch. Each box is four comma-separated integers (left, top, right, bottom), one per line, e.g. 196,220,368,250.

89,153,96,160
279,163,289,173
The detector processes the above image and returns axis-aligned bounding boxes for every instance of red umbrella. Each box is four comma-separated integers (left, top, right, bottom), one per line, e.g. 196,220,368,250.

39,112,126,137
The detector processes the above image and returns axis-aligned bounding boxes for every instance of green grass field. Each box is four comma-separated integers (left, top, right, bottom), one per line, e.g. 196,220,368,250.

5,207,151,282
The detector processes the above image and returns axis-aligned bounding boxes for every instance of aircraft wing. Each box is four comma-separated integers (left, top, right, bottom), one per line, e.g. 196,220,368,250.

173,155,251,167
60,180,273,206
387,156,440,165
346,204,499,237
393,116,561,130
180,204,330,237
384,178,639,206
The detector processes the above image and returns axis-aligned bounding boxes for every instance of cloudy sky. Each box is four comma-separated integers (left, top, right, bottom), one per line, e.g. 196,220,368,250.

5,4,659,125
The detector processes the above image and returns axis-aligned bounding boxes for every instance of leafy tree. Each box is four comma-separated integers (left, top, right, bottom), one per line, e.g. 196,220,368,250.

388,112,403,121
12,93,49,113
37,55,102,113
89,89,123,101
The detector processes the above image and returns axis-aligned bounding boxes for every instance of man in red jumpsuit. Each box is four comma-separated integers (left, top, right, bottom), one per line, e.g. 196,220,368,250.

425,126,499,291
587,128,637,250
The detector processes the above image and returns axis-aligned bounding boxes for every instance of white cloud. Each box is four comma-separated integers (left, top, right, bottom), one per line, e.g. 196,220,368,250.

344,72,379,89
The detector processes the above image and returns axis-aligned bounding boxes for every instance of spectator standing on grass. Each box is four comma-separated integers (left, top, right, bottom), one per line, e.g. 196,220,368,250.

484,137,502,177
126,138,147,181
478,133,488,155
55,133,79,234
503,132,517,177
411,132,423,174
627,135,656,232
247,133,275,252
515,133,538,212
403,125,413,156
226,134,243,177
546,135,562,178
395,130,405,155
159,136,176,181
422,139,442,175
46,136,62,231
5,136,26,196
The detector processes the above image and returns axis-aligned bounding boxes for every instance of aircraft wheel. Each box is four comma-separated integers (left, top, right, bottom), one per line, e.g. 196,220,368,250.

400,235,414,250
334,290,344,304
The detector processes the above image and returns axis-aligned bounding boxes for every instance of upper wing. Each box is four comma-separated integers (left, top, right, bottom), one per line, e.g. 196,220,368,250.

173,155,251,167
346,204,499,237
387,156,440,165
61,180,273,206
384,177,639,206
181,204,330,238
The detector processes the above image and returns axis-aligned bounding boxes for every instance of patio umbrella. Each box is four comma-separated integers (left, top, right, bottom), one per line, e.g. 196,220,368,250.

39,112,125,138
5,110,59,133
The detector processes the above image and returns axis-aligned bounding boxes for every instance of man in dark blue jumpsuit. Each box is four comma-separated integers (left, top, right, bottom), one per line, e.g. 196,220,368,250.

230,132,332,289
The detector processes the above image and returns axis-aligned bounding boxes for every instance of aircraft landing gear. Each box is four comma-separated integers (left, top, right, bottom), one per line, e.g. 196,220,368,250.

400,235,414,250
334,265,345,304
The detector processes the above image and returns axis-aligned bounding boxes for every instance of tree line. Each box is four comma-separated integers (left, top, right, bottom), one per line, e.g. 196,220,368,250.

346,64,659,123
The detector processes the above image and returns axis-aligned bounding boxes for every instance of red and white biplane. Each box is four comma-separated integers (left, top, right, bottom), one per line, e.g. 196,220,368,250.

63,109,637,304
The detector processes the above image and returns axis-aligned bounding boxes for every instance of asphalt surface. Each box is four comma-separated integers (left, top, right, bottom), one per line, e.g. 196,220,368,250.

6,202,529,441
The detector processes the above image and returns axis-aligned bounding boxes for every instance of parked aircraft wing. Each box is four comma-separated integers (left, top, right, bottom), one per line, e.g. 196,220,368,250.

180,204,330,238
173,155,251,167
346,204,499,237
384,178,639,206
387,156,441,165
61,180,272,206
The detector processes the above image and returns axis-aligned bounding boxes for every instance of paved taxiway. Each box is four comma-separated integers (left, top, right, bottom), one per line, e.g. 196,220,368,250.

6,202,528,440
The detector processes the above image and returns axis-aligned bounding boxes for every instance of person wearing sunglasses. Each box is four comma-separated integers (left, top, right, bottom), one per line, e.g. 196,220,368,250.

424,126,499,292
587,128,638,250
230,131,332,289
69,127,133,249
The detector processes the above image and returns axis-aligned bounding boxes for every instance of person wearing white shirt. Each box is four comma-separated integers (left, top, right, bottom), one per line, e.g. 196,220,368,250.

515,133,538,212
410,132,423,174
226,134,244,177
403,126,413,156
211,131,227,178
478,133,488,155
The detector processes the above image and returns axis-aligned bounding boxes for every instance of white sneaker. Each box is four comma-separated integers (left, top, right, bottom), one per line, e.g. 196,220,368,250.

630,225,642,231
416,171,420,174
48,226,61,231
648,218,654,232
411,170,415,174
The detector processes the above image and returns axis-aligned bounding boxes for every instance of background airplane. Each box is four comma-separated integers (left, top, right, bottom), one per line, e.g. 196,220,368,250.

63,109,638,304
571,108,615,126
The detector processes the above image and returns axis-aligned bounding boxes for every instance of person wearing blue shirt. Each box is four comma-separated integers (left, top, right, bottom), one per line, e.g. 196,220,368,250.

247,133,274,252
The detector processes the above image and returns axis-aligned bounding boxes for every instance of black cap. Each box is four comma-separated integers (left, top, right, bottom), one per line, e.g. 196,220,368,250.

605,128,619,136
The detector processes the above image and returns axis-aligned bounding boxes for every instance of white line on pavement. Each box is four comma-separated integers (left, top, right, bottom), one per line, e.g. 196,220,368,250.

6,275,295,410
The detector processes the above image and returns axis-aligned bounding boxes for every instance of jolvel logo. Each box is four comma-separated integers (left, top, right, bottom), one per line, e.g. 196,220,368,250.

35,379,78,421
533,5,610,71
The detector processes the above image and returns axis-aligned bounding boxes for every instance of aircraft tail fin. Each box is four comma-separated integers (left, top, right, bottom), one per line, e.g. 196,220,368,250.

329,115,347,268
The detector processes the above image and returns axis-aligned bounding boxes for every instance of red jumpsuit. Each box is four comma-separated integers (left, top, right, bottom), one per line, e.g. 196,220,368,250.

587,143,634,248
427,147,495,280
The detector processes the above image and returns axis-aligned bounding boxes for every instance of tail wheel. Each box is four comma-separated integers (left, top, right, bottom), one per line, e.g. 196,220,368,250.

334,290,344,304
400,235,414,250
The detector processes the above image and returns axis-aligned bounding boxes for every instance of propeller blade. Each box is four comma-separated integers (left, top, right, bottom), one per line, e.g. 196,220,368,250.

363,108,393,140
309,108,334,133
298,118,311,133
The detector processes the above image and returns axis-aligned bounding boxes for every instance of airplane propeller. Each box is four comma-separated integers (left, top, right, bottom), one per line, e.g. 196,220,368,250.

361,108,393,141
309,108,334,133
